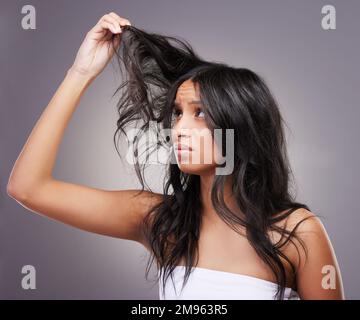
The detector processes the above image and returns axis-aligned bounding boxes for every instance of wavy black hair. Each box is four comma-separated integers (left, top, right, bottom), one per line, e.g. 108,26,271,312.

104,24,318,300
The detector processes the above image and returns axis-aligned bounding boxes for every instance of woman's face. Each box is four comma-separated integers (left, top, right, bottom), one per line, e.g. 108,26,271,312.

171,79,221,175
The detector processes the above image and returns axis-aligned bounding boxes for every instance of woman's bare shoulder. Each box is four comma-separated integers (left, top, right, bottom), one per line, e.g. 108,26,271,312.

268,208,319,268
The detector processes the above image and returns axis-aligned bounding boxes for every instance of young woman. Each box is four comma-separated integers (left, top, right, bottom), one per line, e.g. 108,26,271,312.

7,12,344,300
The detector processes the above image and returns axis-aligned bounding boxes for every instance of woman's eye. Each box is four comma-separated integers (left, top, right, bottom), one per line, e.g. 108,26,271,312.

173,109,182,117
172,108,204,119
196,109,205,118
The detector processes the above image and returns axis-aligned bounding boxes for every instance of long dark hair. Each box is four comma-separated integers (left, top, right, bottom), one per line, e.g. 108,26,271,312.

105,24,317,299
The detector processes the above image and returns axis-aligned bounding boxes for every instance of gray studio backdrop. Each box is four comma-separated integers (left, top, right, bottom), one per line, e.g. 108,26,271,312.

1,0,359,299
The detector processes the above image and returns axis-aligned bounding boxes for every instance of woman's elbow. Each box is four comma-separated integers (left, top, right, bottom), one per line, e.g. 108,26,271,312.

7,182,29,203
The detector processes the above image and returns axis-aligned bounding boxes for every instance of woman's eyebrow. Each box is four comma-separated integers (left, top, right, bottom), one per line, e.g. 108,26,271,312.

174,100,202,106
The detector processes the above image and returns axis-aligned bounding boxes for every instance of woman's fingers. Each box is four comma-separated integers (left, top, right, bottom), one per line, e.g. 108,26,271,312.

100,12,132,34
102,14,122,33
108,12,132,28
90,15,113,35
90,12,131,36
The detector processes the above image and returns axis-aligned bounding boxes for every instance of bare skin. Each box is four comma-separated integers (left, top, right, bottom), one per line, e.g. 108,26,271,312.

7,12,344,299
171,79,345,299
6,13,162,243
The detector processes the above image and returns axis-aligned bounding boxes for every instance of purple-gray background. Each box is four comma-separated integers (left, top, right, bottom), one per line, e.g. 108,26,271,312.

1,0,359,299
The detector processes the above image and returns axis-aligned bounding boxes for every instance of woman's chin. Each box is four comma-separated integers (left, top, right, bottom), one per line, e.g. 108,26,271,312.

177,162,217,175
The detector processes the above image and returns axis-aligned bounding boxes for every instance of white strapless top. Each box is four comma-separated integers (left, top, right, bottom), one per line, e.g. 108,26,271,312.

159,266,300,300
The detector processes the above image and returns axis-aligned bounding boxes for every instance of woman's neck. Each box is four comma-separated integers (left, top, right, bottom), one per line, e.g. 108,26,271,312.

199,173,243,224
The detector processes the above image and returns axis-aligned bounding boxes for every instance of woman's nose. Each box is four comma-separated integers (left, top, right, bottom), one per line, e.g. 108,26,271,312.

174,114,190,135
172,119,193,143
174,119,193,139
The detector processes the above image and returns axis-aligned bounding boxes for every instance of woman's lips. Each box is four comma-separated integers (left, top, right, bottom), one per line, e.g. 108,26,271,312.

174,144,193,162
174,143,193,151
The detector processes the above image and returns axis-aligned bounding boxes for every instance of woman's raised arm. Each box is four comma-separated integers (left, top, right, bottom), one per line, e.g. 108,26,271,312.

7,13,162,247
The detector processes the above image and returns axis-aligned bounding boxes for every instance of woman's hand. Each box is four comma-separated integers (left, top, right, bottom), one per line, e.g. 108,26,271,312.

70,12,131,79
